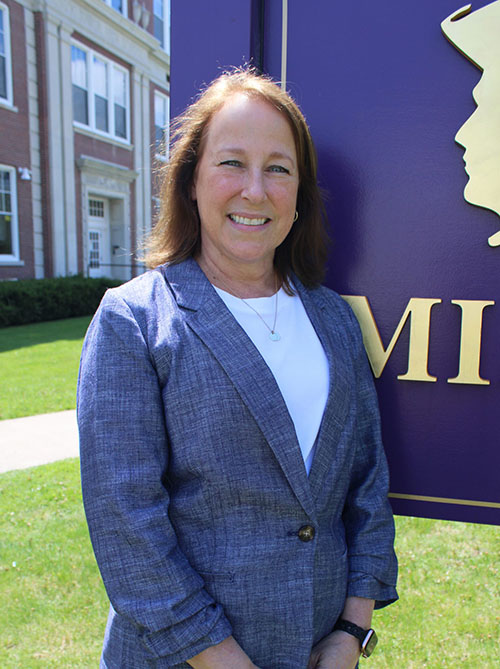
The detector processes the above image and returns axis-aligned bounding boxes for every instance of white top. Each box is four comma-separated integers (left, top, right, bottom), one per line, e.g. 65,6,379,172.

213,286,330,474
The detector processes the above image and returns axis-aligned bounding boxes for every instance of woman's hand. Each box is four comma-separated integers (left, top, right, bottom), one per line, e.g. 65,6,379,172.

187,635,259,669
308,596,375,667
307,630,360,669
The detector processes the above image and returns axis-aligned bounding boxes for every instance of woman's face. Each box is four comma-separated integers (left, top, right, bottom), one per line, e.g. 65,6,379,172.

192,93,299,277
455,72,500,218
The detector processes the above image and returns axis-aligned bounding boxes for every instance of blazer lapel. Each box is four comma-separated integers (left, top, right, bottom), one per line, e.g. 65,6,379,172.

162,259,316,518
294,281,354,501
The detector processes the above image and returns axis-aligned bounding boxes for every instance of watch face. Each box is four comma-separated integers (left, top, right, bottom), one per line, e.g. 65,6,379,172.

362,629,378,658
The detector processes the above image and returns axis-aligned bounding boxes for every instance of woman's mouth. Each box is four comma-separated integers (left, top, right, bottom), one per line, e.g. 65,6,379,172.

228,214,270,226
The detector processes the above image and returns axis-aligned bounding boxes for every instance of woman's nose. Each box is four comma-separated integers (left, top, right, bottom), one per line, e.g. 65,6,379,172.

455,108,477,148
242,169,266,202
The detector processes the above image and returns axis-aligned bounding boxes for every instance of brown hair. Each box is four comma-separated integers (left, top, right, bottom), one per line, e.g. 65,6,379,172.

145,68,329,290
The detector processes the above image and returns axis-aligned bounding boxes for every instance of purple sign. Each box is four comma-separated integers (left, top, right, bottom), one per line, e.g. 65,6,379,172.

171,0,500,525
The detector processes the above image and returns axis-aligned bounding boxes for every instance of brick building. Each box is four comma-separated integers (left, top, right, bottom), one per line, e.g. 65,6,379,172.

0,0,170,280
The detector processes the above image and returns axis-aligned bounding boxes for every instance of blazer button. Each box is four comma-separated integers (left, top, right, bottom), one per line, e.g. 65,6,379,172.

298,525,315,542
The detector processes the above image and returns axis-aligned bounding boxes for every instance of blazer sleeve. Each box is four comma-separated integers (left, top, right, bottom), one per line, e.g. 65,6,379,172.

341,304,398,609
77,290,232,664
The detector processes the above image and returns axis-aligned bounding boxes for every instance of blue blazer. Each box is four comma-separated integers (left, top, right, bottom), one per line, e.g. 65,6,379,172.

78,258,397,669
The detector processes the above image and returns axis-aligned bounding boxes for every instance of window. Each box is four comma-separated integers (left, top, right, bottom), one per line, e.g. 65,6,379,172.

0,166,19,260
71,46,88,125
0,2,13,105
71,43,130,142
89,231,100,269
89,198,105,217
93,56,109,133
154,91,169,158
153,0,170,53
102,0,127,18
113,68,127,139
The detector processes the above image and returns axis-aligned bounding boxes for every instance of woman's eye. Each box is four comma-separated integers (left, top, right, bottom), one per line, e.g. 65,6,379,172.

268,165,290,174
220,160,242,167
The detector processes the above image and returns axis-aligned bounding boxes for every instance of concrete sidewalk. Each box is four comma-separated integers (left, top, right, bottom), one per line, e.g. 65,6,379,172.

0,410,79,473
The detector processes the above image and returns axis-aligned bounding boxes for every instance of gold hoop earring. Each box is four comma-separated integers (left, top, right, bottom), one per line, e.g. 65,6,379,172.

293,211,298,222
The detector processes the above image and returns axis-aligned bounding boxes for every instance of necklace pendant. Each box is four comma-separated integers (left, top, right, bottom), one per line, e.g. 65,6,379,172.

269,331,281,341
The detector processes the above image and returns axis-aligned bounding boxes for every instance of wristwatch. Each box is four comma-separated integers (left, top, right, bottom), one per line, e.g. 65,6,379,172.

333,619,378,658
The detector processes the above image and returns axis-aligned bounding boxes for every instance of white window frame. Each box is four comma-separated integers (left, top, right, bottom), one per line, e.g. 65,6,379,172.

102,0,127,19
0,2,13,106
153,0,170,54
154,90,169,161
71,42,131,144
0,165,20,262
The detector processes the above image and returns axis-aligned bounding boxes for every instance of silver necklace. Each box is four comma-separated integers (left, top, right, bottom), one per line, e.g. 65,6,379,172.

240,289,281,341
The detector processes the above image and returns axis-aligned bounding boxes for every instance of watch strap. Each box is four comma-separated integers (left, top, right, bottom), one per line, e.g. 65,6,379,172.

333,619,378,658
334,619,367,642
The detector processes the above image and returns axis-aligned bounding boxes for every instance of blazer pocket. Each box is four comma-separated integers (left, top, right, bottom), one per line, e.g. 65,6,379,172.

197,570,238,610
198,570,235,582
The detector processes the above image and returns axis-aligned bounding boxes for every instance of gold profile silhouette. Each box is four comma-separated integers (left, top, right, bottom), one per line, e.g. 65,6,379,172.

442,1,500,247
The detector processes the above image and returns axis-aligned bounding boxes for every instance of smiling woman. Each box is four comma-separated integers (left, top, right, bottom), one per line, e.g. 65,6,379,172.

78,68,398,669
145,69,329,295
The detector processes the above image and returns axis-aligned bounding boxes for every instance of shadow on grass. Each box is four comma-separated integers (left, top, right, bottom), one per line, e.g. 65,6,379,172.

0,316,93,353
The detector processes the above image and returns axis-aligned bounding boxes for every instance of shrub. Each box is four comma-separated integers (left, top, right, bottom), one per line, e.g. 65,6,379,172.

0,275,123,327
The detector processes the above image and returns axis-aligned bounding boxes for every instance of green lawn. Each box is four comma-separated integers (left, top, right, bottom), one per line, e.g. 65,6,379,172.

0,459,107,667
0,317,91,420
0,459,498,667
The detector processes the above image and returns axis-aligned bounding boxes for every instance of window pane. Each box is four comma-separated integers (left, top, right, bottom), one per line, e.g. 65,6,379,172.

0,170,8,191
155,124,164,148
114,103,126,138
0,55,6,100
154,94,167,152
93,57,108,132
0,169,12,255
73,85,88,125
95,95,108,132
154,15,164,48
154,0,163,19
71,46,87,88
0,7,8,101
0,194,11,213
0,171,10,209
0,213,12,255
154,95,166,127
111,0,123,12
113,68,126,107
0,10,4,55
93,57,108,98
89,199,105,217
89,231,100,268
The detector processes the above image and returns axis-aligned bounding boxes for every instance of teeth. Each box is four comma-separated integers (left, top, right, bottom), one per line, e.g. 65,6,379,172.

230,214,269,226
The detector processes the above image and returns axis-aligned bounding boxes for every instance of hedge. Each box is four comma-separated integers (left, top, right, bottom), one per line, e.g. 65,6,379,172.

0,275,123,327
